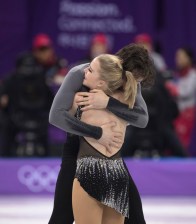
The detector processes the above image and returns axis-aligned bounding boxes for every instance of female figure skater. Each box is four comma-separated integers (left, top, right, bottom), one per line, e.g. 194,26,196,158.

49,44,155,224
71,54,138,224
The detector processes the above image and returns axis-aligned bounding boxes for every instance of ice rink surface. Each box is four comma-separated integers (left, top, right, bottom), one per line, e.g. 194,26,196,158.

0,195,196,224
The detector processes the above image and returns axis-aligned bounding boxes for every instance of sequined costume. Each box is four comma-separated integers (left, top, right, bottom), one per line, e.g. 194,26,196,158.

75,137,130,218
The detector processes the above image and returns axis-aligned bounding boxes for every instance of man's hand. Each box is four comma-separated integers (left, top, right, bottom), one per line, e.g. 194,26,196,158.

98,121,123,153
75,89,109,111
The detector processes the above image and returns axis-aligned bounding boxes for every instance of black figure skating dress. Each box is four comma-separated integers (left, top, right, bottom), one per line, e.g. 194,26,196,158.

75,137,130,218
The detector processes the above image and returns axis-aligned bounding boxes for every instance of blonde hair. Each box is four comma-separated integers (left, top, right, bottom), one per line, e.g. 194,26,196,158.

97,54,137,108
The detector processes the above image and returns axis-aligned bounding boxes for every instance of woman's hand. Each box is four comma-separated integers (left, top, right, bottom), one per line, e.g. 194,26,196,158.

75,89,109,111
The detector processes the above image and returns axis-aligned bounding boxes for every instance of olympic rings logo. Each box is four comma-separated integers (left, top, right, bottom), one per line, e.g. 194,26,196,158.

17,165,60,193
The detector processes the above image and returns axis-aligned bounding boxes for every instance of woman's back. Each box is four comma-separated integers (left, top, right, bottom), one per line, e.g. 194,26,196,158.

81,92,127,157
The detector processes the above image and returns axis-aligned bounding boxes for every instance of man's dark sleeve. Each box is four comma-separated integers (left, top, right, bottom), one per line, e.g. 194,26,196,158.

106,84,148,128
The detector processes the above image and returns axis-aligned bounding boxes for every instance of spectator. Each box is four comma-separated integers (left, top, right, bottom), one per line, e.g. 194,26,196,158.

18,33,68,87
122,70,187,158
78,33,111,64
134,33,167,72
1,47,54,157
166,47,196,152
90,33,110,58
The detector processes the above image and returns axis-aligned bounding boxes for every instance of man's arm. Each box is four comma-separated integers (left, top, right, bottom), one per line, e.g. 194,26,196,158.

49,63,103,139
106,84,148,128
77,84,148,128
49,65,148,140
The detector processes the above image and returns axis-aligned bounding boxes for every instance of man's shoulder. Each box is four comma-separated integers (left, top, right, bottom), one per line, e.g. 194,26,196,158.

69,63,89,73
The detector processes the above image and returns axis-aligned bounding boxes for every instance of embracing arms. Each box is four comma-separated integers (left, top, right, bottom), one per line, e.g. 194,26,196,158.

49,64,148,139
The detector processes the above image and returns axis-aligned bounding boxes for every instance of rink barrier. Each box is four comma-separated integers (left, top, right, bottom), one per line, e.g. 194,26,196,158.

0,158,196,195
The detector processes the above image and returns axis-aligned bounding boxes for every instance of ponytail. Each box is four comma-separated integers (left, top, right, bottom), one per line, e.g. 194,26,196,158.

123,71,137,108
96,54,137,108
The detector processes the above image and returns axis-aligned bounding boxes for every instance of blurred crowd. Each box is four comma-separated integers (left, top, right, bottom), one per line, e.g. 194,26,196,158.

0,32,195,158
